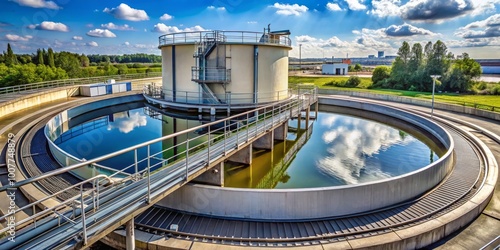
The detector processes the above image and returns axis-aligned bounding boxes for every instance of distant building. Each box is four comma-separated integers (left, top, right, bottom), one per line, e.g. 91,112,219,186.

368,55,375,58
378,51,384,58
322,62,348,75
385,55,397,59
479,61,500,74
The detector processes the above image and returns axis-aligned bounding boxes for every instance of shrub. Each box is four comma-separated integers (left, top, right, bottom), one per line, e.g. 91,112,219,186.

371,66,391,85
475,81,488,90
492,86,500,95
346,76,361,87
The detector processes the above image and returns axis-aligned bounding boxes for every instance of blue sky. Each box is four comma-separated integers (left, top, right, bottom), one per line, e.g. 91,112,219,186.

1,0,500,58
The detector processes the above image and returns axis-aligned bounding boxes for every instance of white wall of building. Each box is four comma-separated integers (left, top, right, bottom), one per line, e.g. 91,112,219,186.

322,64,348,75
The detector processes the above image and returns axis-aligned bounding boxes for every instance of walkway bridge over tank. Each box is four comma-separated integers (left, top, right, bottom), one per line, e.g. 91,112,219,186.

0,87,318,249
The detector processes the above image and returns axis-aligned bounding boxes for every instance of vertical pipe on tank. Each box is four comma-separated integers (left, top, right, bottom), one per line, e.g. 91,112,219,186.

253,45,258,104
172,45,176,102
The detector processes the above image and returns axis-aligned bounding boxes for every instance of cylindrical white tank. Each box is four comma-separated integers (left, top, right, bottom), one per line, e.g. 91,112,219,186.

157,30,292,109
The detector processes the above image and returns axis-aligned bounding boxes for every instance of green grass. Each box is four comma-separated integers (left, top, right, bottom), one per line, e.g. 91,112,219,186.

289,76,500,110
288,76,372,89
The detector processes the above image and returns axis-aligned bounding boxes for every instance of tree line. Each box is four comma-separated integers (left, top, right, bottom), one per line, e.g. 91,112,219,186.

372,40,485,93
0,43,161,87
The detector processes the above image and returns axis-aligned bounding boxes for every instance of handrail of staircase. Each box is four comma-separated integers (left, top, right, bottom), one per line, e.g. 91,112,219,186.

0,174,113,235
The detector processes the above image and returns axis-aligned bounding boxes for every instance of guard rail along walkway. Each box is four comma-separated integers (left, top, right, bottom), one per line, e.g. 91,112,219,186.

0,86,318,249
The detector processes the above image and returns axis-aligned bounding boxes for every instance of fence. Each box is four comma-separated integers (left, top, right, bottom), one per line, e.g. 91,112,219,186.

0,72,162,97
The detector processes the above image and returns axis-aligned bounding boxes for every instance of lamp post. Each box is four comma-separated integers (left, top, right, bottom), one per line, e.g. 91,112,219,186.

430,75,441,118
299,44,302,72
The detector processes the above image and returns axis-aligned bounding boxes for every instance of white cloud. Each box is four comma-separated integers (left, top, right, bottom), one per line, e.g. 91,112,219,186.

207,6,226,11
86,29,117,38
326,2,343,11
320,36,351,48
247,21,257,24
461,14,500,29
272,3,308,16
471,0,500,16
103,3,149,21
152,23,205,33
296,35,317,42
160,13,173,20
85,41,98,47
5,34,33,41
384,23,438,36
123,41,130,46
457,14,500,39
400,0,473,22
344,0,367,11
100,22,134,31
28,21,69,32
369,0,401,17
11,0,60,9
72,36,83,40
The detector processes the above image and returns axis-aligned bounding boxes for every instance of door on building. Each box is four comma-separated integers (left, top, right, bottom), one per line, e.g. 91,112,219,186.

335,68,341,75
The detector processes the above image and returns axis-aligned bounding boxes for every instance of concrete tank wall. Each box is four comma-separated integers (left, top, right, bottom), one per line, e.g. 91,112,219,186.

227,45,254,102
156,97,454,219
258,46,289,101
161,46,173,92
175,45,197,95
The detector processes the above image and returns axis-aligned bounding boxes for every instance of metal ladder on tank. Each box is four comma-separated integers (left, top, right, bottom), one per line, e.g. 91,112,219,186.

193,31,229,104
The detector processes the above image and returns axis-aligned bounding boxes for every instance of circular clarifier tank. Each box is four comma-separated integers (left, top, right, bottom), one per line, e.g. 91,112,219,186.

48,102,444,186
46,97,453,219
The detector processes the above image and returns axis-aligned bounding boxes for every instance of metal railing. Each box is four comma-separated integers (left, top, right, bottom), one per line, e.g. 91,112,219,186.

0,86,317,248
191,67,231,83
159,30,292,47
0,72,162,97
144,85,291,105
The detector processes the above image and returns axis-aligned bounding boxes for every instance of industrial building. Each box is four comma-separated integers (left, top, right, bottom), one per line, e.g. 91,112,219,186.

322,58,350,75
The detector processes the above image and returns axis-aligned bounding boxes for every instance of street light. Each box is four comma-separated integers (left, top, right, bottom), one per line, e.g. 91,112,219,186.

430,75,441,118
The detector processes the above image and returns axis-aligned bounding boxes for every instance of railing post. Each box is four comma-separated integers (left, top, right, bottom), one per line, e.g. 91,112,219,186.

236,120,239,148
134,149,138,180
92,180,96,212
147,145,151,203
96,180,100,210
207,125,211,163
81,184,87,246
185,139,189,181
272,104,275,126
33,204,36,227
246,113,249,142
223,120,227,155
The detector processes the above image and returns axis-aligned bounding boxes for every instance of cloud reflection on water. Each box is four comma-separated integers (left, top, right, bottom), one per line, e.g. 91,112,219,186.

107,111,147,133
316,114,414,184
